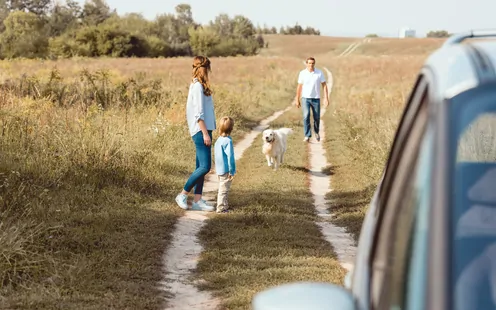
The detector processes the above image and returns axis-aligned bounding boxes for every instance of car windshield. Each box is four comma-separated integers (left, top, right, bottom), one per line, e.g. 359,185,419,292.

450,85,496,310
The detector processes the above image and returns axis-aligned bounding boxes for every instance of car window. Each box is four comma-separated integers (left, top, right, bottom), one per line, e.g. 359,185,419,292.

387,94,433,310
449,85,496,310
370,82,429,310
403,128,433,310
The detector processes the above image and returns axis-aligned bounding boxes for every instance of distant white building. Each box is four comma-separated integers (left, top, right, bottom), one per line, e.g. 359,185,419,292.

398,27,416,38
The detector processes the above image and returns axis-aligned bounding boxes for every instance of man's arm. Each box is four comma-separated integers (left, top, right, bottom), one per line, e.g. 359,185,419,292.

295,83,302,107
320,71,329,107
322,81,329,107
295,71,303,107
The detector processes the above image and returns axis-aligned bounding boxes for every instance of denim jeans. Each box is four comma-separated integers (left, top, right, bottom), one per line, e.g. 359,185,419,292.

302,97,321,137
183,130,212,195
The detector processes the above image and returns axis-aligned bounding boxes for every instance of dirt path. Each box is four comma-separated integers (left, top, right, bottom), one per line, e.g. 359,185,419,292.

306,66,356,271
161,59,359,308
160,106,292,310
339,38,371,57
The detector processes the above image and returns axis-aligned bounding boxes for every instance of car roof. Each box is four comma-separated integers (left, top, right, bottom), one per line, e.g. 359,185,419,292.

424,37,496,101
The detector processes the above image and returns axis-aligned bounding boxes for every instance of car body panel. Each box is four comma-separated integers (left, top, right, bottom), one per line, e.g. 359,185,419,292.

349,37,496,310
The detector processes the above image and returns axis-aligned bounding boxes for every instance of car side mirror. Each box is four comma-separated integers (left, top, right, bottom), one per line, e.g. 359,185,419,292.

252,281,356,310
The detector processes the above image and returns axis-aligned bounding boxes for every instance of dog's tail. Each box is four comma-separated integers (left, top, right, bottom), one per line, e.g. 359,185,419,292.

279,127,293,135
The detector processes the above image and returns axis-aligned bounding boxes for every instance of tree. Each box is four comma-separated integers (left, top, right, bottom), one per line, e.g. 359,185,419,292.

81,0,113,26
188,26,220,56
103,13,153,36
174,4,195,43
232,15,255,38
209,13,234,38
4,0,51,16
46,0,81,37
0,10,48,58
426,30,450,38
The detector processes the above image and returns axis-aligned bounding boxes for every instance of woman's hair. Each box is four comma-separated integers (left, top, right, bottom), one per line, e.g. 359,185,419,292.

218,116,235,136
192,56,212,96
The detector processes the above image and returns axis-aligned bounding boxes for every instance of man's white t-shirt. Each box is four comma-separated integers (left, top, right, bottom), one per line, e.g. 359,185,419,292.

298,68,326,99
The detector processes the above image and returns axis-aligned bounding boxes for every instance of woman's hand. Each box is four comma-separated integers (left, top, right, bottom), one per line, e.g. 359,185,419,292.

203,132,211,146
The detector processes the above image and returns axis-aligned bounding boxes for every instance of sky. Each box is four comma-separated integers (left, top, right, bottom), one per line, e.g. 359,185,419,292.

77,0,495,38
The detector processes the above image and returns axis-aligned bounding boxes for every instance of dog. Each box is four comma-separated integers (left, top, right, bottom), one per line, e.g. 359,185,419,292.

262,127,293,170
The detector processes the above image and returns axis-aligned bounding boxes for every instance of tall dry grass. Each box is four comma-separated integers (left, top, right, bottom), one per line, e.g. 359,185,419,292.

327,55,425,178
321,54,431,240
0,35,453,307
0,56,303,308
259,34,357,59
353,37,444,55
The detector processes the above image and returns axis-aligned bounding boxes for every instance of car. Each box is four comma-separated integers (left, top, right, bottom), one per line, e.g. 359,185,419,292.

252,29,496,310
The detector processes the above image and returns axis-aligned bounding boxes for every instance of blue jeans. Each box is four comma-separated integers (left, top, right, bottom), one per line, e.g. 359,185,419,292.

183,130,212,195
302,97,320,137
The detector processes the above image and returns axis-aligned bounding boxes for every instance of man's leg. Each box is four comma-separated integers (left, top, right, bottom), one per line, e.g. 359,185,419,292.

310,98,321,141
302,97,311,141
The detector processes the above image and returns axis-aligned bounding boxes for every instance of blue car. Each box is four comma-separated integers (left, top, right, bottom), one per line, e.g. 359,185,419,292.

252,30,496,310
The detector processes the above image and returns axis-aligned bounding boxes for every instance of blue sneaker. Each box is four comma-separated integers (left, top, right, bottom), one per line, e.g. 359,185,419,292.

175,194,188,210
191,199,215,212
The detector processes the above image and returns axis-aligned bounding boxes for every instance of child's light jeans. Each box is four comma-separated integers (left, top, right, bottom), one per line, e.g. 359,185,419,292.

217,173,232,212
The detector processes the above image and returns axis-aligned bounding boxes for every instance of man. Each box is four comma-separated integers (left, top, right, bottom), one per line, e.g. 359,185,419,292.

295,57,329,142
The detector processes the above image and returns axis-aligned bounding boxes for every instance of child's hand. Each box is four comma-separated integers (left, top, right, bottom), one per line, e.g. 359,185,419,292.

228,174,235,181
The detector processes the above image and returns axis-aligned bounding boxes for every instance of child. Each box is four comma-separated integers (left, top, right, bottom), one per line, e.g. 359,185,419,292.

214,116,236,213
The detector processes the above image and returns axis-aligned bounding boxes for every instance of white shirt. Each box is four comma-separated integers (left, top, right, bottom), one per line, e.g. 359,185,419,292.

298,68,326,99
186,79,216,136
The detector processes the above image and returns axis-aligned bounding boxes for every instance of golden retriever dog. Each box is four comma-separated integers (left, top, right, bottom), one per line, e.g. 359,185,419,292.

262,128,293,170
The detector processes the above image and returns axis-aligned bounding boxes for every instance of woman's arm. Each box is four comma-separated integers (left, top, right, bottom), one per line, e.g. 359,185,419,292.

192,83,211,146
198,119,211,146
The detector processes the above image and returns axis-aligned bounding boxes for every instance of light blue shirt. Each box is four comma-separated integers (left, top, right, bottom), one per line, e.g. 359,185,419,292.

214,136,236,175
186,78,216,136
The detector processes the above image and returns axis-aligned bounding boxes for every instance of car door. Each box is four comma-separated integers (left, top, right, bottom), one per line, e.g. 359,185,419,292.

364,71,433,310
349,70,433,310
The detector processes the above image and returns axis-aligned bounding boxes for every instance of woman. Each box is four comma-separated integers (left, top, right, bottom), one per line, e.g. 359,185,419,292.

175,56,216,212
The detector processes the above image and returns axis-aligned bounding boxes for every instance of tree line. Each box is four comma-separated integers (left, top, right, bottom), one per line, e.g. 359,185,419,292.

0,0,321,59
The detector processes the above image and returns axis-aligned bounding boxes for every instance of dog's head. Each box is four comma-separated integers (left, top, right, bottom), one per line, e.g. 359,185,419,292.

262,129,275,143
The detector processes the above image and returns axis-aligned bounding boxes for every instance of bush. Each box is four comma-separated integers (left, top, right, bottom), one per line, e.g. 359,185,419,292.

0,11,49,59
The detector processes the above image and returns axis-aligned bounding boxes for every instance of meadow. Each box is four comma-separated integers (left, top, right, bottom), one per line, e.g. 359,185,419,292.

261,33,444,242
317,37,444,241
1,34,445,309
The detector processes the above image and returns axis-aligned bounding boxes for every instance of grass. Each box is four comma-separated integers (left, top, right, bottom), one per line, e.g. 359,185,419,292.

195,108,346,309
0,55,304,308
1,34,454,308
259,34,357,59
320,53,436,242
352,37,445,55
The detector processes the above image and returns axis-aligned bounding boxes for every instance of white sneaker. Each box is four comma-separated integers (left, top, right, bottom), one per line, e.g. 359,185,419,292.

303,137,310,142
191,199,215,212
175,194,188,210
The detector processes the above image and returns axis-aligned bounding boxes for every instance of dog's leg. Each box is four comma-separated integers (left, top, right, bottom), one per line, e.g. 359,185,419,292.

274,156,281,170
266,155,272,167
